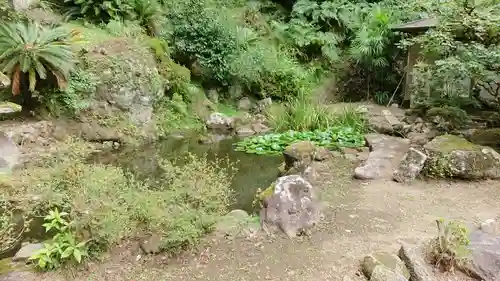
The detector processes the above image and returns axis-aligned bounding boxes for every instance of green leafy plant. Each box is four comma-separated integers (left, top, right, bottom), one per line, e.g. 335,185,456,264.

63,0,134,22
167,0,238,85
234,126,365,155
428,219,470,272
131,0,162,36
29,208,88,271
41,67,97,116
373,91,390,105
0,21,79,96
267,95,367,132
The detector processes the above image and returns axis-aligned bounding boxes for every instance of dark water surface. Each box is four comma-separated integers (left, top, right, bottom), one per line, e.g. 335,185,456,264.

89,136,282,213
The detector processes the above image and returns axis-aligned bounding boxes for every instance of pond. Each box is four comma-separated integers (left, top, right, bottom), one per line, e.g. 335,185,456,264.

89,135,283,213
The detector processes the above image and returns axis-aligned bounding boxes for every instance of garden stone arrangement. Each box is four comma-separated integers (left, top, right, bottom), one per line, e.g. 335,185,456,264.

0,0,500,279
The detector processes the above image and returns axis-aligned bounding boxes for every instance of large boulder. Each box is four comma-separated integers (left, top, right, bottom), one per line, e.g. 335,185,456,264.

423,134,500,179
354,134,410,180
464,230,500,281
393,148,428,183
259,175,321,238
82,37,163,141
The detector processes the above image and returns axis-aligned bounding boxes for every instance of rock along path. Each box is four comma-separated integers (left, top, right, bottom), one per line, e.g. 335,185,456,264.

6,155,499,281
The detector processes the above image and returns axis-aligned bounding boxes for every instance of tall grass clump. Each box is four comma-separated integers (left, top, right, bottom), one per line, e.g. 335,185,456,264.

1,149,233,255
267,94,367,132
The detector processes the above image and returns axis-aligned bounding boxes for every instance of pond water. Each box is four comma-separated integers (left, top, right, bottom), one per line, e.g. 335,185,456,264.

89,135,283,213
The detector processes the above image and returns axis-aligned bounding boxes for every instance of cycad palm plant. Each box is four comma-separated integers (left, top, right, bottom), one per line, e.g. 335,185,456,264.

0,21,80,96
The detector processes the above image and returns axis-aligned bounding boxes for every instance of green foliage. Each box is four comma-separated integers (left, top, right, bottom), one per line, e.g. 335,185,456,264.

41,67,97,116
235,126,365,155
131,0,162,35
2,149,233,254
104,20,143,37
406,0,500,107
429,219,470,272
154,92,204,136
373,91,390,105
167,0,239,85
267,94,367,132
30,209,88,271
230,40,315,100
0,21,78,96
63,0,134,23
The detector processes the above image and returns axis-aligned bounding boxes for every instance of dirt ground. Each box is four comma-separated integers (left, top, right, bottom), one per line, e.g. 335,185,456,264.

4,155,499,281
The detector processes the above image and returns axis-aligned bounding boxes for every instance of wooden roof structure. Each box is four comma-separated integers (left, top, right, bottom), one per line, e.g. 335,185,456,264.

390,18,438,33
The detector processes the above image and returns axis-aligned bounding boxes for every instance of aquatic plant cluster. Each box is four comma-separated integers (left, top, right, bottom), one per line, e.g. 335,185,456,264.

235,126,365,155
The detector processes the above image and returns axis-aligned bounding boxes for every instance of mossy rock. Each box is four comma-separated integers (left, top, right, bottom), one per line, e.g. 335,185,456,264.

423,134,500,179
81,36,164,141
468,128,500,150
283,141,316,173
362,252,410,280
257,183,275,202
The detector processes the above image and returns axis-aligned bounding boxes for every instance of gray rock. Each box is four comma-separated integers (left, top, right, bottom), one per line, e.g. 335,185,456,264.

362,252,410,280
480,219,497,235
0,132,20,174
235,126,255,137
13,243,44,261
465,230,500,281
254,97,272,113
11,0,38,10
398,243,435,281
283,141,316,176
371,265,408,281
393,148,428,183
314,147,331,161
0,271,39,281
424,134,500,179
251,123,271,134
408,132,433,146
207,89,219,103
354,134,410,180
260,175,321,238
238,97,252,112
206,112,234,130
382,109,403,127
139,234,162,255
215,210,259,238
368,115,394,134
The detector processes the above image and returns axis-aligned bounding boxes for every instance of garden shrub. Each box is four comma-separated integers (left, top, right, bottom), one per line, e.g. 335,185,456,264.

166,0,239,86
1,149,233,254
230,41,314,100
63,0,135,23
40,67,97,116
